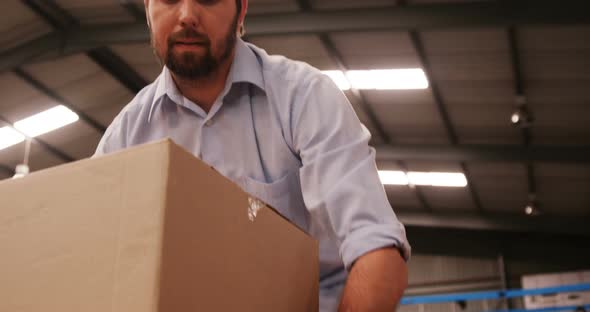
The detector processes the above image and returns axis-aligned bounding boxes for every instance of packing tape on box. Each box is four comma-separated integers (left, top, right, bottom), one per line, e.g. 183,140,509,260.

248,197,265,222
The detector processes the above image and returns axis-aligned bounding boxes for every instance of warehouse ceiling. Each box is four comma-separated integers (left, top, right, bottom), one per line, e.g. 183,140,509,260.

0,0,589,239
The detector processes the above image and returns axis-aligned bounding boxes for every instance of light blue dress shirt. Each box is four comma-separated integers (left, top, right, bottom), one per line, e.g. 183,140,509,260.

94,38,410,311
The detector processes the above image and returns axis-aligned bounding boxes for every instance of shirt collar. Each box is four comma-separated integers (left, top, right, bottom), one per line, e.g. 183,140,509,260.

231,39,265,90
148,39,265,123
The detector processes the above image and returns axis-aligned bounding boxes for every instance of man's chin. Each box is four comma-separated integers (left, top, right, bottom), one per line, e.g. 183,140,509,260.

165,48,221,79
166,59,217,80
168,55,207,71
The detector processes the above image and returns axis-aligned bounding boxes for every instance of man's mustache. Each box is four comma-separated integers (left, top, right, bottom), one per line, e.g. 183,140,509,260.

168,28,211,46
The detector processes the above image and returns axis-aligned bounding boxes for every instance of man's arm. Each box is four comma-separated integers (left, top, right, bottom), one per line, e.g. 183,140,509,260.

339,248,408,311
289,72,411,309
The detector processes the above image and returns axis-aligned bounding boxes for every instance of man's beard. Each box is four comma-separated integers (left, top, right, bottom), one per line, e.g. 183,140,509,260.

154,16,238,80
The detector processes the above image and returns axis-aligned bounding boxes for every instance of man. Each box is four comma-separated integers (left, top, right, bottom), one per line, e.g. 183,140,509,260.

94,0,410,310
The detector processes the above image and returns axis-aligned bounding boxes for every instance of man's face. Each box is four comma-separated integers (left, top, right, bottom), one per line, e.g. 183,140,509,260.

146,0,240,80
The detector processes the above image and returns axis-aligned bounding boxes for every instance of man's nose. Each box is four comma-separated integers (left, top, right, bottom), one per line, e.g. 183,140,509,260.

178,0,200,29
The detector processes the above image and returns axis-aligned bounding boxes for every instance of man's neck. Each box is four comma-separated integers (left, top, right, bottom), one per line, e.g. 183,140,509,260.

171,51,235,113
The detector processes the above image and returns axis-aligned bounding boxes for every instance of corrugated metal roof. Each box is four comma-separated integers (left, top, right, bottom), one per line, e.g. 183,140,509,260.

54,0,136,24
0,0,588,231
0,0,49,51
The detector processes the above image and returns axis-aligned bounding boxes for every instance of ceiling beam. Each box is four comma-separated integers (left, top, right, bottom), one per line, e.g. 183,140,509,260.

319,34,432,211
398,211,590,237
20,0,148,94
3,0,590,72
409,32,486,212
507,27,538,207
0,1,79,165
295,0,432,212
20,0,76,29
246,0,590,34
13,68,107,133
2,2,117,177
295,0,313,11
375,144,590,163
119,0,146,22
318,35,390,144
86,47,148,94
406,226,590,263
11,134,588,174
101,2,151,94
398,0,483,213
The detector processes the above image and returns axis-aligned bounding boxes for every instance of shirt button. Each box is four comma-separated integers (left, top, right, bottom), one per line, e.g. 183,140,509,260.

205,119,213,126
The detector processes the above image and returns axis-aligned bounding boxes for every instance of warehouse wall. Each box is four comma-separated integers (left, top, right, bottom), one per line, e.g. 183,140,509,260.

407,255,501,295
399,249,590,312
402,254,505,312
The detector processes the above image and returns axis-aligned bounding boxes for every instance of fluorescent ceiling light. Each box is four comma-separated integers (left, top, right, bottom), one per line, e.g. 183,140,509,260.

322,68,429,90
407,172,468,187
322,70,351,90
14,105,79,137
0,105,79,152
378,170,409,186
379,170,467,188
0,126,25,151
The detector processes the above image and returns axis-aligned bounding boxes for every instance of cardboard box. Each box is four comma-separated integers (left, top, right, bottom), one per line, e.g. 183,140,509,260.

522,270,590,309
0,139,318,311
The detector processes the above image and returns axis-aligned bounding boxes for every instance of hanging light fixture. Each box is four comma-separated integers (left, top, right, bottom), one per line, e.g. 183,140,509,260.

524,202,542,216
12,137,32,179
511,96,534,128
524,194,541,216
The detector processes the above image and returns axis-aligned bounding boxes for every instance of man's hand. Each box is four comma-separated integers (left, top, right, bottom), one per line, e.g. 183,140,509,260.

338,247,408,312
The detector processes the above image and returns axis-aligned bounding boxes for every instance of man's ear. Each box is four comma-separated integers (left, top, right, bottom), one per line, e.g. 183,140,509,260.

144,0,151,28
239,0,248,26
238,0,248,36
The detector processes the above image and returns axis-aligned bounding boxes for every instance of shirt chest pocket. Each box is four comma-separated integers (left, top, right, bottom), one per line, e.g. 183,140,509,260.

239,170,308,230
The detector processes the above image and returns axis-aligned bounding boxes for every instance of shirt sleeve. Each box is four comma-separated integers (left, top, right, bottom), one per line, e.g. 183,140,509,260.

92,114,127,158
291,73,411,270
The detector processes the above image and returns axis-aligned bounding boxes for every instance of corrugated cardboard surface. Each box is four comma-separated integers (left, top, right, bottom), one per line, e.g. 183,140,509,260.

159,141,318,311
0,139,318,311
